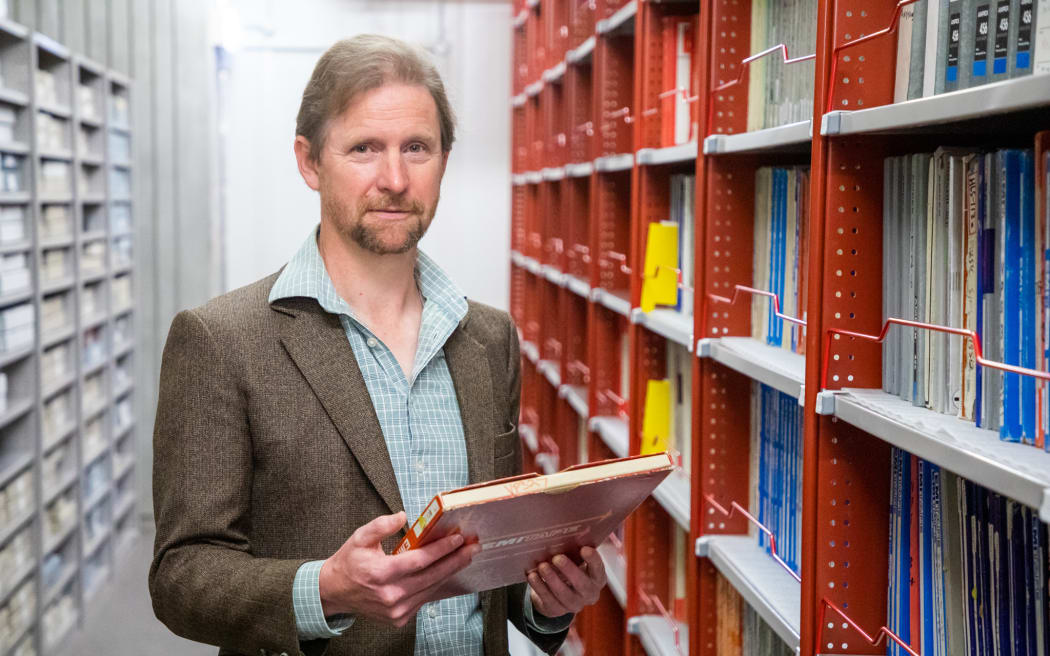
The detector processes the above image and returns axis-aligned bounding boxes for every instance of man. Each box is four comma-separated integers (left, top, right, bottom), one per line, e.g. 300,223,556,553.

149,34,607,656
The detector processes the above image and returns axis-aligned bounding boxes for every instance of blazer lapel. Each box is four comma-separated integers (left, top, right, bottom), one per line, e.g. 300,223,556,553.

273,298,405,516
444,323,496,486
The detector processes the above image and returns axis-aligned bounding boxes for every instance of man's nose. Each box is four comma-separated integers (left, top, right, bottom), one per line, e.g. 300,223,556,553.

376,152,409,195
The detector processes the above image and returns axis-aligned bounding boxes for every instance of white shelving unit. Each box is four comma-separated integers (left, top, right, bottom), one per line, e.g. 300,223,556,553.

0,20,136,655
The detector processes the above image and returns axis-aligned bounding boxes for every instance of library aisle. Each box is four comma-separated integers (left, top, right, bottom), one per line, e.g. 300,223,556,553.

509,0,1050,654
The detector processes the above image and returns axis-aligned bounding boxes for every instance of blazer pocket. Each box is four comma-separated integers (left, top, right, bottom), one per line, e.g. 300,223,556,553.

494,423,518,460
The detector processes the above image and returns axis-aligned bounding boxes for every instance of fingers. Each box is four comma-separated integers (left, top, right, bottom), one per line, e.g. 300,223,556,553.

549,554,595,601
405,541,481,593
535,559,585,611
388,532,466,576
351,511,407,547
527,570,570,617
580,547,608,589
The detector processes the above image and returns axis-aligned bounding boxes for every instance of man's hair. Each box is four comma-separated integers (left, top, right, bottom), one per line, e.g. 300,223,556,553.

296,34,457,162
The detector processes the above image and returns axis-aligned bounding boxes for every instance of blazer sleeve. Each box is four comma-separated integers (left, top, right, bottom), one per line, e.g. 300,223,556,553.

149,309,322,656
501,315,572,655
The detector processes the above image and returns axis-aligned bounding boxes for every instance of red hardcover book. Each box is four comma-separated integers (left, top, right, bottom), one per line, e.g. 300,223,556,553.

394,452,675,598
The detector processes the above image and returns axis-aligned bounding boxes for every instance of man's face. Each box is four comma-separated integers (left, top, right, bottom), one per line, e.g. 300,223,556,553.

308,82,448,255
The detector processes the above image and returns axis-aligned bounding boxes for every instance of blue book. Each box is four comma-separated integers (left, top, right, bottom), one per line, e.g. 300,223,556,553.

919,461,936,653
975,155,987,427
1000,150,1023,441
888,449,904,656
770,170,786,347
1018,150,1036,444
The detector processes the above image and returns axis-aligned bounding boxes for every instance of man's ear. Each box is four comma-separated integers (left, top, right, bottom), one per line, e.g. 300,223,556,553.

439,149,450,178
294,136,321,191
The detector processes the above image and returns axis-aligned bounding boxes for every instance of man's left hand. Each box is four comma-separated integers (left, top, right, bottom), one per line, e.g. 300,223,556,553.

527,546,607,617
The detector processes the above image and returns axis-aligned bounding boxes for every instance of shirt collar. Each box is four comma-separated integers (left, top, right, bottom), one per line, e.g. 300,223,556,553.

269,225,469,327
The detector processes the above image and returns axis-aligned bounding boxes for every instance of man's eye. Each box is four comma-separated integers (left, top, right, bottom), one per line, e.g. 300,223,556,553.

351,144,370,153
408,143,426,153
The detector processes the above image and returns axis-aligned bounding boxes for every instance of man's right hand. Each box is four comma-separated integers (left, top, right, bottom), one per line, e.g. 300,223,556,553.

317,511,480,627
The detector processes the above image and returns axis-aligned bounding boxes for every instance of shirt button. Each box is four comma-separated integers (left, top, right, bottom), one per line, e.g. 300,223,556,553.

366,337,378,348
428,606,438,618
415,461,425,473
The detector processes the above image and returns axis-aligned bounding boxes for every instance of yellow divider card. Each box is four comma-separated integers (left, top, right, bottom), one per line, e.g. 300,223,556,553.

640,221,680,313
641,379,671,454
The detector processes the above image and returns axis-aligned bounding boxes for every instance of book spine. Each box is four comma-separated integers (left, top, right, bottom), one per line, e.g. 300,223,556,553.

1020,150,1037,444
992,0,1013,81
1015,0,1036,75
1036,0,1050,74
911,0,931,98
946,0,964,90
394,496,445,554
896,2,918,102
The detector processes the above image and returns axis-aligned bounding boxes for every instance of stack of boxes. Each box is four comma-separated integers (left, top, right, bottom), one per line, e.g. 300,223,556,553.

77,83,97,121
0,207,24,244
0,253,29,295
43,490,75,546
80,240,105,275
0,578,36,653
40,342,68,388
0,154,22,193
0,529,32,599
111,275,130,311
37,160,70,196
41,441,72,496
39,248,67,282
34,69,57,106
0,303,33,353
39,294,66,335
37,205,69,240
41,392,70,445
36,114,65,152
0,105,18,143
82,325,104,368
81,373,103,416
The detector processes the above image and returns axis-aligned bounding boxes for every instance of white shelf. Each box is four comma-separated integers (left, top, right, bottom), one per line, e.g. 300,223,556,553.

525,171,542,184
832,388,1050,522
596,0,637,34
566,36,595,64
541,264,566,286
696,534,801,650
652,468,690,531
541,61,566,84
512,9,527,28
594,287,631,318
564,162,594,178
596,541,626,608
820,73,1050,136
699,337,804,403
636,141,698,166
0,507,33,548
525,81,543,97
0,344,34,368
627,615,689,656
559,384,589,419
594,153,634,172
43,562,76,606
703,120,811,155
538,360,561,389
511,94,526,109
0,559,35,606
541,166,565,181
519,423,539,455
43,469,76,505
565,273,591,299
520,340,539,365
589,416,628,458
634,309,692,351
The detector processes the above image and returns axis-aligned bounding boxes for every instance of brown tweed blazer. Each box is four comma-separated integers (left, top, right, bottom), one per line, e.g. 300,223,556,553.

149,272,568,656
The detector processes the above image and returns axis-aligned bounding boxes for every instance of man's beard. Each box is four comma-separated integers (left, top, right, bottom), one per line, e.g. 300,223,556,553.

323,189,436,255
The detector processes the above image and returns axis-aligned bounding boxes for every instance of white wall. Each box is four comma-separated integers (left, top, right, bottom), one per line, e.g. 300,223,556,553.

220,0,511,311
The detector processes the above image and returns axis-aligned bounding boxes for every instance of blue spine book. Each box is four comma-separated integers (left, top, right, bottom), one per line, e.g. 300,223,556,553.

1007,500,1025,654
1001,150,1023,441
919,461,936,653
772,169,786,348
1019,150,1036,444
888,448,904,656
929,464,946,656
757,385,769,550
975,154,987,427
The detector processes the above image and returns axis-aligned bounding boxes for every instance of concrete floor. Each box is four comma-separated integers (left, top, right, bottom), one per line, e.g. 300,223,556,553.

54,526,541,656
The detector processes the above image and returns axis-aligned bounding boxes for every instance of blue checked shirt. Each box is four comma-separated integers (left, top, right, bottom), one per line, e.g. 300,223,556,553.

270,227,565,654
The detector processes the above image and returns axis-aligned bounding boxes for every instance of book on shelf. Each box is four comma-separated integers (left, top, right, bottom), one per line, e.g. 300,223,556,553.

887,447,1049,656
640,221,679,313
393,452,675,598
745,0,817,132
897,0,1048,97
752,166,809,354
882,136,1049,449
715,569,795,656
660,15,698,147
749,382,803,576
